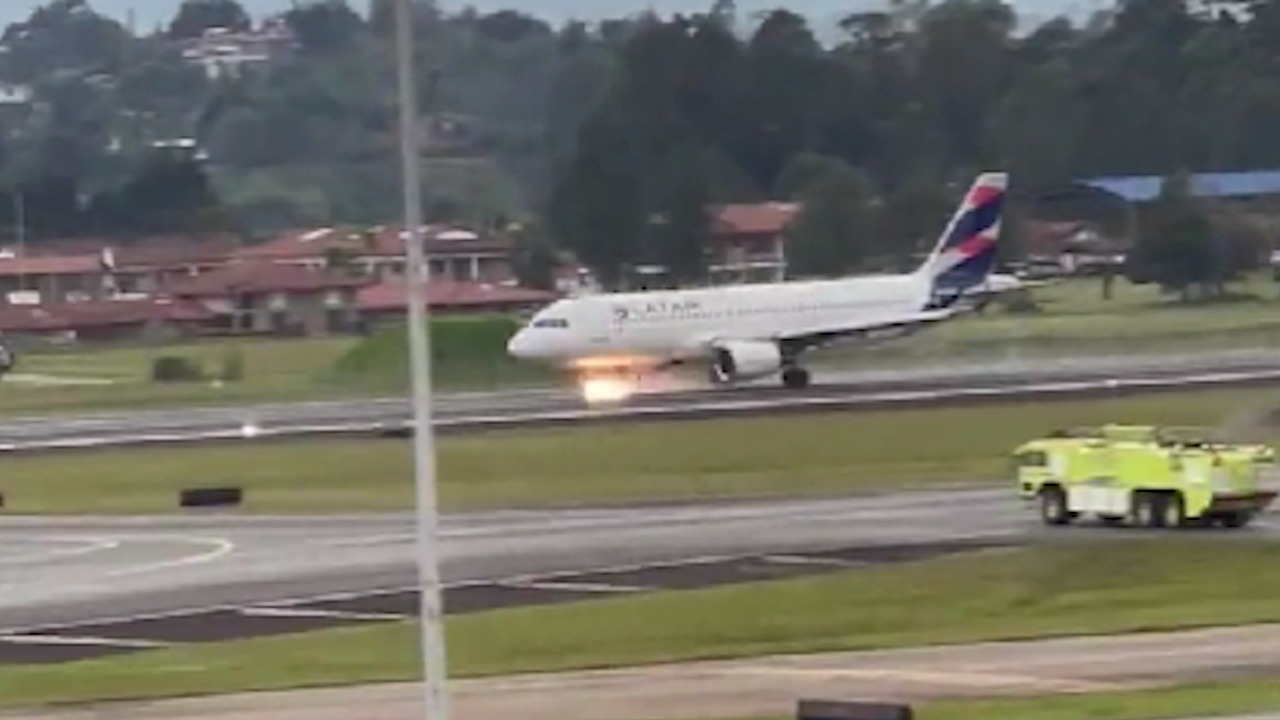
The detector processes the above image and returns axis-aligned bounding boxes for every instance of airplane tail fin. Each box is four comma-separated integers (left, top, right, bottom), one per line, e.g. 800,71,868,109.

917,172,1008,309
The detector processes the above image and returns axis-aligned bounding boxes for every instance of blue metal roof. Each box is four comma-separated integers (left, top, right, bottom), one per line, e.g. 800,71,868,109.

1080,170,1280,202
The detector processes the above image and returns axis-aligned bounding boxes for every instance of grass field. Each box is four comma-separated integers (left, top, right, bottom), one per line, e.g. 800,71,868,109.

0,336,362,415
821,271,1280,367
1,540,1279,707
2,385,1278,514
0,316,549,415
330,314,553,392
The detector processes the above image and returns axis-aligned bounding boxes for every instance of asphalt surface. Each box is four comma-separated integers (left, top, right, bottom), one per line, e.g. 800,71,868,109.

2,489,1277,635
0,492,1278,718
0,539,1007,665
0,490,1033,632
8,347,1280,451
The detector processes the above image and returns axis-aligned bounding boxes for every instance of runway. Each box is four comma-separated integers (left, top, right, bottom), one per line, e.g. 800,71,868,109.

0,489,1031,632
6,347,1280,452
1,488,1277,639
0,492,1278,717
3,351,1280,716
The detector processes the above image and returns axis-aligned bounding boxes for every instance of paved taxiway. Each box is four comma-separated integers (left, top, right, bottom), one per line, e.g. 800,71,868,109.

7,347,1280,451
1,491,1278,719
2,488,1277,633
0,489,1019,631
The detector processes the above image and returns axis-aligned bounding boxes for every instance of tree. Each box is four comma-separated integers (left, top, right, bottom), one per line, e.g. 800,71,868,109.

546,109,647,289
2,0,132,81
88,153,229,236
369,0,437,38
16,0,1280,265
914,0,1017,167
776,153,849,199
879,176,953,264
285,0,366,55
1126,172,1240,301
509,222,559,290
474,10,552,44
169,0,251,39
784,160,879,278
735,10,826,189
644,142,715,284
992,58,1082,188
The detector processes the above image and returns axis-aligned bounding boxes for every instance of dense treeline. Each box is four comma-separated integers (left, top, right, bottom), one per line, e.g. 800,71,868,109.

0,0,617,240
2,0,1280,297
549,0,1280,287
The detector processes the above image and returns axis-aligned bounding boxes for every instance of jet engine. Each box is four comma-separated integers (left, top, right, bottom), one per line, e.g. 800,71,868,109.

710,340,783,384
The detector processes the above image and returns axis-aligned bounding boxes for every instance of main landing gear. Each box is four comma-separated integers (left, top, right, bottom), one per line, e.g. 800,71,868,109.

707,363,812,390
781,365,810,390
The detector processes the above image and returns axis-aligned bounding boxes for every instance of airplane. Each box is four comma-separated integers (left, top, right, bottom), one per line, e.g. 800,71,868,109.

957,271,1054,311
506,172,1009,402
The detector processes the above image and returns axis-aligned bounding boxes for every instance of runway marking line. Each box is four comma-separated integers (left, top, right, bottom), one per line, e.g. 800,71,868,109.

760,554,866,568
0,537,121,566
500,580,650,594
714,665,1124,692
238,607,409,622
0,634,171,649
103,537,235,579
936,629,1280,670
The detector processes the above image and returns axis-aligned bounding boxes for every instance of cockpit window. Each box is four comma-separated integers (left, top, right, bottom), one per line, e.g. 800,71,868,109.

531,318,569,329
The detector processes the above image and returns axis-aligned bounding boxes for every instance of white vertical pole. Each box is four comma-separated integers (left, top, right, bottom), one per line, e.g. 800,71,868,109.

15,191,24,293
393,0,449,719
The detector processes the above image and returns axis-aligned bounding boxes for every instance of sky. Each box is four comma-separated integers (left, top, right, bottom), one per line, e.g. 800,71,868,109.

5,0,1101,34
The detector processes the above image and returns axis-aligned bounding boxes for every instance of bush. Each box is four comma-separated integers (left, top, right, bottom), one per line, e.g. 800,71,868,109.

151,356,205,383
330,314,548,390
999,290,1043,314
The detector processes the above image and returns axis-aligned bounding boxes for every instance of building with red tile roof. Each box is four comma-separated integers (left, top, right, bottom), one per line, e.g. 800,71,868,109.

356,279,557,322
0,297,215,343
0,235,241,305
708,202,799,284
235,224,517,285
165,261,373,336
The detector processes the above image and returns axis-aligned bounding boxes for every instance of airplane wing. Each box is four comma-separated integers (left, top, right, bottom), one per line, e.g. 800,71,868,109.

767,307,964,354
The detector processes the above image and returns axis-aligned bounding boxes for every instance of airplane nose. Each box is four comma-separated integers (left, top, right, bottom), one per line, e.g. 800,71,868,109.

507,330,530,358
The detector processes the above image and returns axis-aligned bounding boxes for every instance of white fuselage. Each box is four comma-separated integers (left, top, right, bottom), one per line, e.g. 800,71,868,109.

506,272,932,366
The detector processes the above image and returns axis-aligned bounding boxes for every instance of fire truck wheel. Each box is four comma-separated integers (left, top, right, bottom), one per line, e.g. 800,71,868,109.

1039,486,1070,526
1160,492,1186,528
1131,492,1161,528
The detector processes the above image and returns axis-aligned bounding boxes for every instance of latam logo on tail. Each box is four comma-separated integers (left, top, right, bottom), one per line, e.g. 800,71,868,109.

927,175,1006,311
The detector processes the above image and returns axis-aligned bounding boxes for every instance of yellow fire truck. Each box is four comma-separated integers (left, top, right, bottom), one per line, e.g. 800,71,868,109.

1013,424,1278,529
